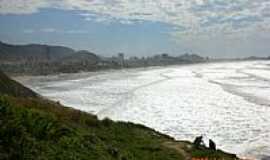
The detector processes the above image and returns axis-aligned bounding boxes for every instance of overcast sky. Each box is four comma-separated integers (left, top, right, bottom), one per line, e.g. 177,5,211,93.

1,0,270,58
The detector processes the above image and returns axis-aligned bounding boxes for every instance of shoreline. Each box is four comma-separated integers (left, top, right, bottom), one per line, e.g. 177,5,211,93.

10,59,270,80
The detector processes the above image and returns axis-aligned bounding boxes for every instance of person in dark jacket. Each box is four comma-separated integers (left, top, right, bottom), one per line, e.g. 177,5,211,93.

209,139,216,150
193,136,204,149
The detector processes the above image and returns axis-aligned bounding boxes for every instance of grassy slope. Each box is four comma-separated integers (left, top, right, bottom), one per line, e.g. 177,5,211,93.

0,71,238,160
0,70,37,98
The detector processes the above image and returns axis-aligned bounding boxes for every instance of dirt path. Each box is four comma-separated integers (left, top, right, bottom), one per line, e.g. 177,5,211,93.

163,141,192,160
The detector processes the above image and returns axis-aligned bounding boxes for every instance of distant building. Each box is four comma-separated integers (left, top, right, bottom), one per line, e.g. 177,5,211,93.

118,53,125,67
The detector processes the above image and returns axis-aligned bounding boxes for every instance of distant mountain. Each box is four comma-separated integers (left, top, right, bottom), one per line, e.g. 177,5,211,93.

0,41,102,75
0,41,75,62
60,50,99,65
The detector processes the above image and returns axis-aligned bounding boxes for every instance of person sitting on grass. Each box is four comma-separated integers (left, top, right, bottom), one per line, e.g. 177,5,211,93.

209,139,216,150
193,136,205,149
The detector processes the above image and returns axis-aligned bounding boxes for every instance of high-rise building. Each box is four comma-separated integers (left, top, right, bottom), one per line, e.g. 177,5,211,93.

118,53,124,67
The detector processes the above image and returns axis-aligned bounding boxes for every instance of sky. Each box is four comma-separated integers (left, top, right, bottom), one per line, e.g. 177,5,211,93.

1,0,270,58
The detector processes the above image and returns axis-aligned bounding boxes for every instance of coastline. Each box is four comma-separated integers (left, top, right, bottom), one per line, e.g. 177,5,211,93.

10,59,270,159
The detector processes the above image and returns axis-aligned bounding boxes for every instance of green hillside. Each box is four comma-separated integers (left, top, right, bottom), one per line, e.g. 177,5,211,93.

0,70,37,98
0,71,238,160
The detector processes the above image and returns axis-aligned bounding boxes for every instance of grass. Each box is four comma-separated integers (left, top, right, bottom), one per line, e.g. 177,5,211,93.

0,95,186,160
0,70,37,98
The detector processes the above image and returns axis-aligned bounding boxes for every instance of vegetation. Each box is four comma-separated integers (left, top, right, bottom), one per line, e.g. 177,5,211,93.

0,70,37,98
0,70,238,160
0,95,183,160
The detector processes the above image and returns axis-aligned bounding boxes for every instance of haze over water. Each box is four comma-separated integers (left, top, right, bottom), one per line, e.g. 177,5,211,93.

20,61,270,159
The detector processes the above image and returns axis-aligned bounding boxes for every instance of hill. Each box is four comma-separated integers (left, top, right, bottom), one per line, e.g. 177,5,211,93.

0,70,37,98
0,41,101,75
60,50,99,65
0,71,238,160
0,41,75,62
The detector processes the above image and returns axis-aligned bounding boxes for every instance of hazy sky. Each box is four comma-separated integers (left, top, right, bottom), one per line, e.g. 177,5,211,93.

1,0,270,58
